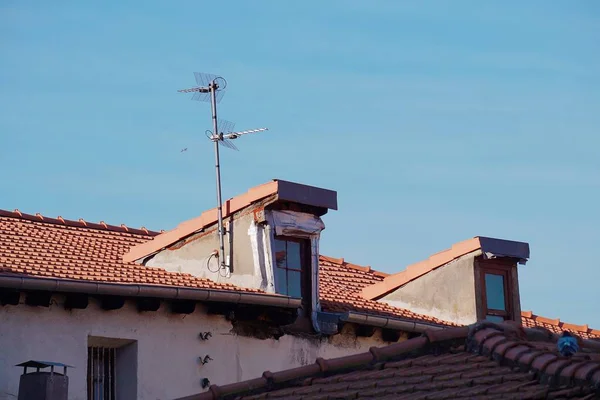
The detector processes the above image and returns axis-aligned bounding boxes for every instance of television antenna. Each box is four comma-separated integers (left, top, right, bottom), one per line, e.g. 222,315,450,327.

178,72,269,273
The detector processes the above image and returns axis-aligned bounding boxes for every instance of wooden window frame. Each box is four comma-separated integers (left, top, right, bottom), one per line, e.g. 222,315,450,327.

273,236,312,309
480,264,513,321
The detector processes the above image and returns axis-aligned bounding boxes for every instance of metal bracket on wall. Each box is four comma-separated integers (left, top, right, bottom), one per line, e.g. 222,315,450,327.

199,355,213,365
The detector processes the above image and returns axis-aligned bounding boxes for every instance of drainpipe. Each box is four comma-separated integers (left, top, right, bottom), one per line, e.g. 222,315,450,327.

310,233,322,333
0,275,302,309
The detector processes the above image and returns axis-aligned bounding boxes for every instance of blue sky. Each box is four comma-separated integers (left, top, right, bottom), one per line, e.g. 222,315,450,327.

1,1,599,327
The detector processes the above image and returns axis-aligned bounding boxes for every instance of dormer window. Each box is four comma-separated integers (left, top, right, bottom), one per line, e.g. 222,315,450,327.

273,237,311,308
365,237,528,326
483,272,509,322
480,261,514,323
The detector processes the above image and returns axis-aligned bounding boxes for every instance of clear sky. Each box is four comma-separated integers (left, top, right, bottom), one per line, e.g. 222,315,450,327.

1,1,599,327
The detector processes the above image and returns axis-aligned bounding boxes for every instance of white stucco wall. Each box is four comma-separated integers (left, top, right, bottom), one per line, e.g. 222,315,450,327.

380,253,479,326
0,296,387,400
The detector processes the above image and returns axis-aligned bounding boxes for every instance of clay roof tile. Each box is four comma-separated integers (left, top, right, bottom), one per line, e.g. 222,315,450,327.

1,208,597,345
0,210,252,293
178,321,600,400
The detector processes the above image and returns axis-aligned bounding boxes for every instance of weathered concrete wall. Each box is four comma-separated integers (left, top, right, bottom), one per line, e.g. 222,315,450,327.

147,212,268,291
380,253,478,325
0,296,389,400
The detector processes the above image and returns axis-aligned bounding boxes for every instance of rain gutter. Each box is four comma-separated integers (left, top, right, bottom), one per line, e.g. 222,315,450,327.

341,311,446,333
0,275,302,309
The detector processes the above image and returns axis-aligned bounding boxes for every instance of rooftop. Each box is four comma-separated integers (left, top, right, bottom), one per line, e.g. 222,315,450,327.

0,208,451,327
1,208,598,339
319,256,453,326
177,321,600,400
0,209,253,291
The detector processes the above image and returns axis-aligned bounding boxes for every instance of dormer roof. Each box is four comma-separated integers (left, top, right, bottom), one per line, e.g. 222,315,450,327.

122,179,337,263
361,236,530,301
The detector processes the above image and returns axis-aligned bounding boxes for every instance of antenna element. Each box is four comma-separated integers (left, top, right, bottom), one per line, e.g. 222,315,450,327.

178,73,270,274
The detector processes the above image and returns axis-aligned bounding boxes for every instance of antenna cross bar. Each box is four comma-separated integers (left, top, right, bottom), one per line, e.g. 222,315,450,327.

177,87,210,94
223,128,269,140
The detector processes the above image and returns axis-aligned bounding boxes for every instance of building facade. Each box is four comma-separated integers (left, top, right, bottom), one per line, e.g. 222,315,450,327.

1,180,597,399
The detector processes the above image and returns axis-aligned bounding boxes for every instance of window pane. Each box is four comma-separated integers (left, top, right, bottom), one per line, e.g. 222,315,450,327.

273,238,287,269
287,270,302,298
274,266,287,295
286,241,302,270
486,314,505,323
485,273,506,310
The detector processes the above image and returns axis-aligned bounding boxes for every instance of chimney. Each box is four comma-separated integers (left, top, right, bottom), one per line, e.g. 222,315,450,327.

15,360,71,400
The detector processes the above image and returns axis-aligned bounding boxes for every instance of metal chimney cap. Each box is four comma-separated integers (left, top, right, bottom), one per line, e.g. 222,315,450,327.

15,360,74,369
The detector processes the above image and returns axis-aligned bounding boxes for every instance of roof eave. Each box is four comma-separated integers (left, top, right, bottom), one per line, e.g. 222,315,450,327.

340,311,447,333
0,274,302,309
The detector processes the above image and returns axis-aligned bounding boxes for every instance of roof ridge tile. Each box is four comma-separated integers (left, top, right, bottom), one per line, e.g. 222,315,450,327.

319,255,390,277
534,315,561,326
361,237,481,300
123,180,282,262
522,311,599,336
521,310,533,318
563,322,590,333
0,209,159,237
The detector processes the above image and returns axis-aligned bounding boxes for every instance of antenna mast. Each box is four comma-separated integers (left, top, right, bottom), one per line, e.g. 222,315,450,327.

178,73,269,273
209,78,226,272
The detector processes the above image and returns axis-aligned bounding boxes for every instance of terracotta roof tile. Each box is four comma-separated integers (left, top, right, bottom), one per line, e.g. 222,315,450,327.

2,209,598,341
123,180,280,263
522,311,600,340
177,322,600,400
318,258,600,336
0,210,455,328
318,256,457,326
0,210,259,293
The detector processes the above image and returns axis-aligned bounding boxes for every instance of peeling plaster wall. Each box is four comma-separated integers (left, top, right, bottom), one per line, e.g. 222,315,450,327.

147,212,266,291
380,253,478,325
146,209,327,297
0,297,388,400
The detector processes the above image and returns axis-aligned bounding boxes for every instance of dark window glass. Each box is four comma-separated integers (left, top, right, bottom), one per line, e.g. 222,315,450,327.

274,264,287,295
288,270,302,298
485,273,506,311
286,241,302,270
273,239,287,269
273,237,307,299
485,314,505,323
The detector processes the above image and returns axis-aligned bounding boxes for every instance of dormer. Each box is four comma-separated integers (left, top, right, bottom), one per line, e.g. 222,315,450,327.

123,179,337,320
361,237,530,325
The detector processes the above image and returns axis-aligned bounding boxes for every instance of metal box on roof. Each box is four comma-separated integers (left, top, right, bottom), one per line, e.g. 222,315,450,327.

15,360,71,400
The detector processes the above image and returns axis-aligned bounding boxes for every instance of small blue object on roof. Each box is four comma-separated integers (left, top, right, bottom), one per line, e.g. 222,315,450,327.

557,331,580,357
15,360,73,375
